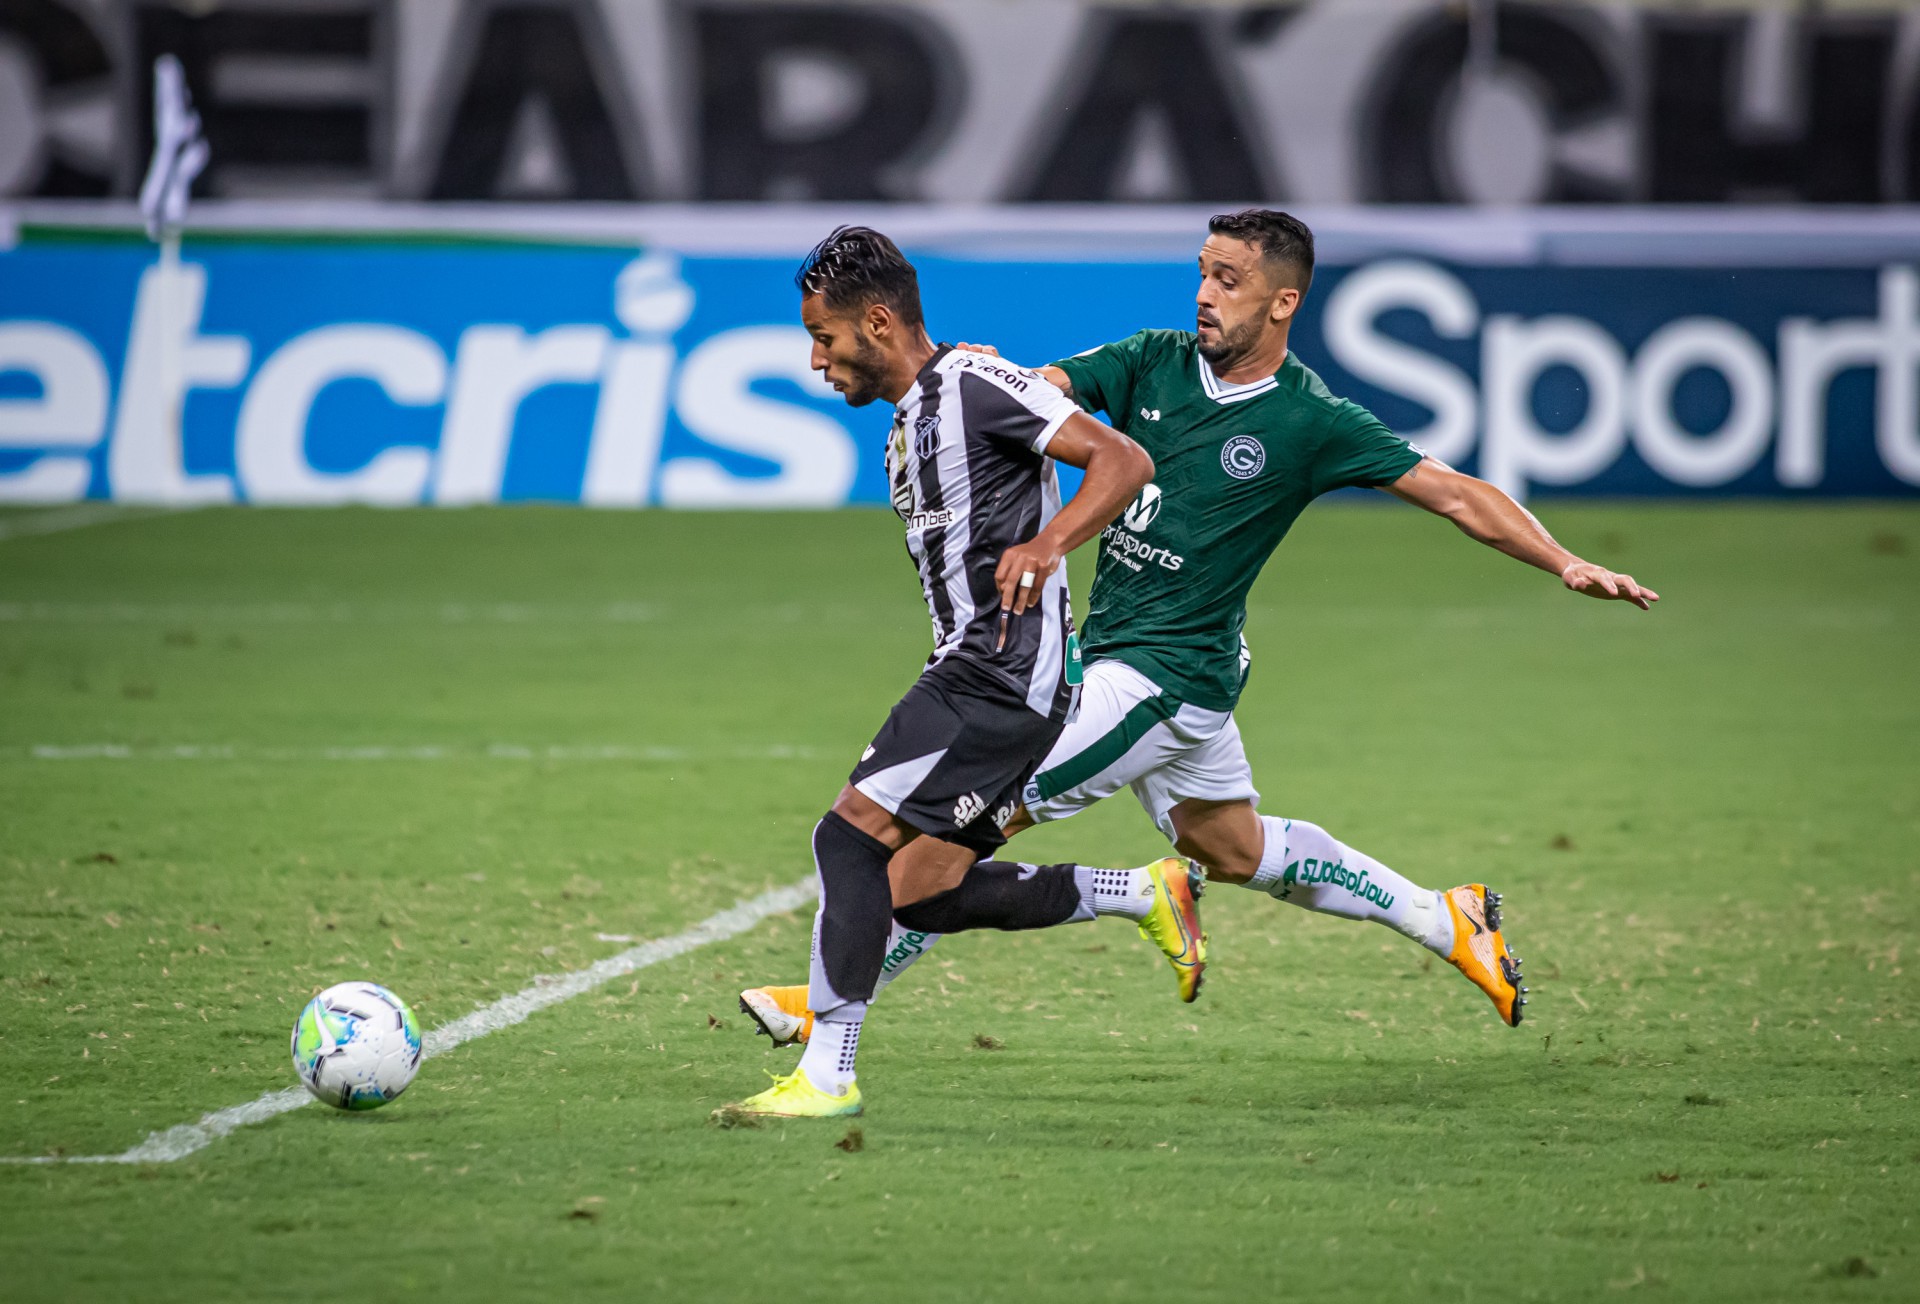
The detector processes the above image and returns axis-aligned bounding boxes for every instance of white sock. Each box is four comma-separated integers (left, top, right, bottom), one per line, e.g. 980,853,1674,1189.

1071,865,1155,922
872,921,940,997
1246,816,1453,955
798,1006,863,1094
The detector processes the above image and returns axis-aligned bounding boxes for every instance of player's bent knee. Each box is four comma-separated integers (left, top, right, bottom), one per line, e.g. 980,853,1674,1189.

889,836,978,908
831,786,912,849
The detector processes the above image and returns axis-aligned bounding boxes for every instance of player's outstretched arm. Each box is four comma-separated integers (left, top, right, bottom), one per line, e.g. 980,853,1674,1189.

1382,457,1659,610
995,414,1152,615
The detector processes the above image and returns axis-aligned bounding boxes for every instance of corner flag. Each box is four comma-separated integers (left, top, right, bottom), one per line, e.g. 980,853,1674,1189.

138,55,209,242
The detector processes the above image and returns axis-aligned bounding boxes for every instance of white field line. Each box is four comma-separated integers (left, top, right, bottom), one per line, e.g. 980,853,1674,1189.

8,743,821,763
0,878,817,1166
0,600,659,624
0,505,185,544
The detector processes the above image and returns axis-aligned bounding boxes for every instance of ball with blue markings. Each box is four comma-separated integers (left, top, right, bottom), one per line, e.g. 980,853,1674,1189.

291,981,423,1111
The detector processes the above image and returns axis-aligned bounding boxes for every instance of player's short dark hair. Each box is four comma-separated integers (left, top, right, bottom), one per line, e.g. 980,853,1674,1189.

795,225,924,327
1207,209,1315,293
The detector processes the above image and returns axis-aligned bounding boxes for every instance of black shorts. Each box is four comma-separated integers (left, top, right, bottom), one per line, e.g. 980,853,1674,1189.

848,658,1064,855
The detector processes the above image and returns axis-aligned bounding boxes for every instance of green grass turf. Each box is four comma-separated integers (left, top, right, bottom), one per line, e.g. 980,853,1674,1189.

0,502,1915,1302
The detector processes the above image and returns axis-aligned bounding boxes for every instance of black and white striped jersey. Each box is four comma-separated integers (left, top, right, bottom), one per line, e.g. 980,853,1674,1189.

886,346,1083,722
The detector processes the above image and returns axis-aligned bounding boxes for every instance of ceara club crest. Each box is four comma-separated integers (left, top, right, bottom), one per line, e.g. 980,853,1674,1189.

913,414,942,460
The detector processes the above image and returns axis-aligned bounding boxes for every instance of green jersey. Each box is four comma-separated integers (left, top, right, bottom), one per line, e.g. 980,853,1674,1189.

1053,329,1420,711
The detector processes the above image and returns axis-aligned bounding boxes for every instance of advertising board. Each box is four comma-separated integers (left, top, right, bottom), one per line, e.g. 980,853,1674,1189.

2,206,1915,504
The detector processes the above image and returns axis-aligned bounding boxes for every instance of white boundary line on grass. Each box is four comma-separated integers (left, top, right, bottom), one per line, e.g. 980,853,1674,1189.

0,505,186,544
0,878,817,1167
10,743,821,763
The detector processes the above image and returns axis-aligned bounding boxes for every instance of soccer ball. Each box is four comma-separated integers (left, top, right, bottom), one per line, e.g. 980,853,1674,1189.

290,981,423,1111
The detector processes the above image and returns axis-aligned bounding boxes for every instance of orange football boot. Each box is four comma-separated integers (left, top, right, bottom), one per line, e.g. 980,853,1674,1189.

1442,884,1526,1026
738,984,813,1046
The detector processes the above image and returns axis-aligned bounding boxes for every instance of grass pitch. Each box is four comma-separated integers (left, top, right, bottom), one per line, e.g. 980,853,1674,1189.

0,502,1915,1302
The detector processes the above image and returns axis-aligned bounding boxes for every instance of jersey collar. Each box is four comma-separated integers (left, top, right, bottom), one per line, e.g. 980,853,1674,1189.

895,344,954,417
1198,349,1286,405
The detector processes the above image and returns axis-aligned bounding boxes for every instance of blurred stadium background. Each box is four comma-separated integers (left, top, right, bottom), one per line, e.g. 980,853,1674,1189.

1,0,1918,506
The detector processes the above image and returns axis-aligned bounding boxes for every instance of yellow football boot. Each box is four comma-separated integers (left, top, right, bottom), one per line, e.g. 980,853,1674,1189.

739,984,813,1046
1442,884,1527,1026
721,1068,862,1120
1136,857,1208,1002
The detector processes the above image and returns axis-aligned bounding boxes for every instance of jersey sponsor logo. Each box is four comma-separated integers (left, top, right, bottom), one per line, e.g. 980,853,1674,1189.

1022,780,1042,806
1121,483,1163,532
951,352,1032,393
1138,407,1161,422
913,413,942,460
953,792,986,825
907,507,955,532
1099,521,1183,573
1222,435,1266,479
992,802,1016,828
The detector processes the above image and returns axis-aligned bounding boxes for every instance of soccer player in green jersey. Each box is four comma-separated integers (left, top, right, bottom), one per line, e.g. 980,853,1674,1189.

739,209,1656,1046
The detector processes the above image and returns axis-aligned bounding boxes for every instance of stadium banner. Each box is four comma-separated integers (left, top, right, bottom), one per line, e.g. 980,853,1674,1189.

1,205,1917,505
5,0,1920,208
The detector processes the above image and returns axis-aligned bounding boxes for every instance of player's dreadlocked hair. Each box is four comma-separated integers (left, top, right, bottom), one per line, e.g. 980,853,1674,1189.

795,225,924,327
1208,209,1315,293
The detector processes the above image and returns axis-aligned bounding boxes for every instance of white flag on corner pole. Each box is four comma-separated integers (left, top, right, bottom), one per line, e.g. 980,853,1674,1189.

111,53,237,506
138,55,208,242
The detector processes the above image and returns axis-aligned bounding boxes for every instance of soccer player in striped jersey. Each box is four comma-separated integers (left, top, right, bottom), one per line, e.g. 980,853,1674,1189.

722,227,1201,1120
738,211,1659,1052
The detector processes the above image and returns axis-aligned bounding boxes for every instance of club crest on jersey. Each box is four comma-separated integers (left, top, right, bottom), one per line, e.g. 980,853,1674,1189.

1222,435,1266,480
913,414,942,460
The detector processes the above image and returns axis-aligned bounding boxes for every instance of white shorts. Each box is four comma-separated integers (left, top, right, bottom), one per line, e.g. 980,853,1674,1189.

1021,659,1258,843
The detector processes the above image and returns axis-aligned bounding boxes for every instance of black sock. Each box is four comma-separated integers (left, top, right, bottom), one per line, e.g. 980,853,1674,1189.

812,812,896,1005
893,861,1081,934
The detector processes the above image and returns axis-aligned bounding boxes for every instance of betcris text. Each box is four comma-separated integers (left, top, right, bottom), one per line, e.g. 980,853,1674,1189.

0,242,864,506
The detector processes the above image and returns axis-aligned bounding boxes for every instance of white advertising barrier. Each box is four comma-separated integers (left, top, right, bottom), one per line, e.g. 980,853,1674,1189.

0,203,1916,505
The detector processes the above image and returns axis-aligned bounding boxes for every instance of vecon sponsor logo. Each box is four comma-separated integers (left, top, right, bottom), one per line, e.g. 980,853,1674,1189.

1099,522,1183,572
951,353,1032,392
1278,857,1395,909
